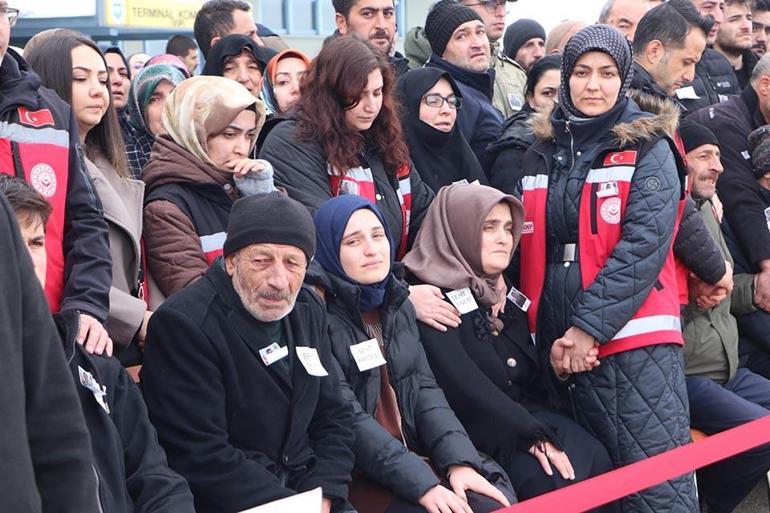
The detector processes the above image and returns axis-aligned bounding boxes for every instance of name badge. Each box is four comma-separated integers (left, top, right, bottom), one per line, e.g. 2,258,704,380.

349,339,387,372
596,181,619,198
259,343,289,366
507,286,531,312
78,366,110,414
445,287,479,314
675,86,699,100
295,347,329,377
742,150,751,160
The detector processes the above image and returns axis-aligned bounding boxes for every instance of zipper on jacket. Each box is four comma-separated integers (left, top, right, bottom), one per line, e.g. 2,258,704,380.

590,182,599,234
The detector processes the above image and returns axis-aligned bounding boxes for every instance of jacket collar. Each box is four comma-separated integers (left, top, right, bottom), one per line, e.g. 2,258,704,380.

629,61,677,105
426,53,495,99
0,49,42,116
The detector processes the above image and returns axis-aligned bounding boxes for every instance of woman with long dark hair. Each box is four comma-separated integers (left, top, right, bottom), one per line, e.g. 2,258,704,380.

26,34,146,362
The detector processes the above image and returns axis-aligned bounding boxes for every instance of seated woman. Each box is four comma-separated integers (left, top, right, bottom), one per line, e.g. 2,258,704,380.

124,63,187,178
262,48,310,115
486,54,561,195
26,34,149,364
403,183,616,509
396,68,488,192
142,76,271,297
308,194,513,513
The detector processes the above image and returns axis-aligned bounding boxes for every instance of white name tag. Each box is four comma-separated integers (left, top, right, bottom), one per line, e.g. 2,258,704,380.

78,366,110,414
295,347,329,377
742,150,751,160
349,338,387,372
445,287,479,314
675,86,699,100
507,286,531,312
259,343,289,366
596,181,619,198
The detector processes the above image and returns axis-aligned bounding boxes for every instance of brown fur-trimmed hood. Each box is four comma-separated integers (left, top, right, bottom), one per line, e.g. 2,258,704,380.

529,90,681,147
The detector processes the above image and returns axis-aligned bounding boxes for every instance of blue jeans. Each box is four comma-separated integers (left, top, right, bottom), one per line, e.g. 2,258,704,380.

686,368,770,513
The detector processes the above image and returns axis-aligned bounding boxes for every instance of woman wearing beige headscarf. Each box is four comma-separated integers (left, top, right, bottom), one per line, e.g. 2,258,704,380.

142,76,271,297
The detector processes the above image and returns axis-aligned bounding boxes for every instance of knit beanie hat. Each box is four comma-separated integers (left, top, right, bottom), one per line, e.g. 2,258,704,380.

558,24,633,118
503,19,546,60
749,125,770,178
425,0,484,58
223,192,316,261
679,119,720,154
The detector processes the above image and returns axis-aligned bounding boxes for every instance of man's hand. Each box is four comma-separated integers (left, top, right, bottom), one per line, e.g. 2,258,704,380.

418,485,473,513
409,284,462,331
715,260,734,295
689,273,728,310
528,442,576,480
78,313,113,356
447,465,510,508
754,261,770,312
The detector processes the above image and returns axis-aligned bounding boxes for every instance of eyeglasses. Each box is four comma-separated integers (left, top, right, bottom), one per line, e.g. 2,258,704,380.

463,0,509,14
422,93,462,109
0,6,19,27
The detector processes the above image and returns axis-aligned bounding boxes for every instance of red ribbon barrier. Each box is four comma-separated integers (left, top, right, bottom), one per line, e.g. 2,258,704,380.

495,415,770,512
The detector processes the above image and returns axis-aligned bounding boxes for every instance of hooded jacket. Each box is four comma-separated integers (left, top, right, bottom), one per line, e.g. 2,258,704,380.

55,310,195,513
0,49,111,321
426,54,504,172
142,135,239,297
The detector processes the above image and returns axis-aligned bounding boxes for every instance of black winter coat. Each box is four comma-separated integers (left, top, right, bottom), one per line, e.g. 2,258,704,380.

56,311,195,513
259,119,434,254
141,261,356,513
0,49,111,321
486,104,536,195
0,195,101,513
678,48,741,114
306,265,514,503
689,86,770,267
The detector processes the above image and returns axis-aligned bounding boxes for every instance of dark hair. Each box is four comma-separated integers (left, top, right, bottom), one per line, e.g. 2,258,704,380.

194,0,251,57
525,54,561,97
25,34,130,178
0,175,53,227
755,0,770,12
295,36,410,176
332,0,356,17
166,34,198,57
726,0,751,7
633,0,711,55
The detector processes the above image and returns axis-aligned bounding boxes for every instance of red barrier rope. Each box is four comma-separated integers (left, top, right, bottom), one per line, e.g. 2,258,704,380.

495,415,770,512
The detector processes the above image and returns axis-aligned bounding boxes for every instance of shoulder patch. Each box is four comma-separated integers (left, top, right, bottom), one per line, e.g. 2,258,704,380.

603,150,638,167
18,106,55,128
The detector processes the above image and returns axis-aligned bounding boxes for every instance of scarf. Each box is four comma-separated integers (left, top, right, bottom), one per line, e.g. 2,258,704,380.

314,195,394,311
558,24,633,119
395,68,486,192
161,76,266,169
403,183,524,325
201,34,276,76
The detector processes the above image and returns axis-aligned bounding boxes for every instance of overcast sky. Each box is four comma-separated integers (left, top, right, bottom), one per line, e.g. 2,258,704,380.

506,0,608,32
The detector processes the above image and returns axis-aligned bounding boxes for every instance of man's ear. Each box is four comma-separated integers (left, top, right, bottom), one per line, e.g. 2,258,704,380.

225,253,237,276
336,12,349,35
645,39,665,65
210,35,222,50
758,75,770,98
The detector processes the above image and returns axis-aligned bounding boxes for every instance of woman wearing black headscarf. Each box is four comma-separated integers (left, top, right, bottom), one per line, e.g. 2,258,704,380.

396,68,487,192
202,34,276,98
518,25,696,512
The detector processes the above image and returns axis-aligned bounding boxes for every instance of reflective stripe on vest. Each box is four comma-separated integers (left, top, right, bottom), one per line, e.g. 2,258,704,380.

520,149,684,358
0,121,70,312
200,231,226,265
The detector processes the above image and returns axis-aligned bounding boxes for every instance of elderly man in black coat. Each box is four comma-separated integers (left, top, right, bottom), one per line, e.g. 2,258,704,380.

141,192,356,513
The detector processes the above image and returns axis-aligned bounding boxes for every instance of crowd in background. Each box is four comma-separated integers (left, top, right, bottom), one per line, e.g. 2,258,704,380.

2,1,770,513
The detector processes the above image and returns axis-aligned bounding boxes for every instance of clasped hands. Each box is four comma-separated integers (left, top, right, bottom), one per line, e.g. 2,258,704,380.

549,326,600,377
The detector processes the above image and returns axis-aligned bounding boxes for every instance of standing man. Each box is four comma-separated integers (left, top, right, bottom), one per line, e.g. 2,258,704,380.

194,0,287,57
714,0,758,88
752,0,770,56
502,18,545,71
598,0,651,42
166,34,200,75
333,0,410,76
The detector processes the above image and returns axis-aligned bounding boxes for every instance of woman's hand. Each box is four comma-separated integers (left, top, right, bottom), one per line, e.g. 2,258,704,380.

78,313,113,357
528,442,576,480
409,284,462,331
561,326,599,374
223,158,266,178
490,275,507,318
418,485,473,513
447,465,510,508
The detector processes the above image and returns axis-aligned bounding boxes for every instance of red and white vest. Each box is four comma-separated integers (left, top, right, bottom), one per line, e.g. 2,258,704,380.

1,107,71,312
519,146,685,358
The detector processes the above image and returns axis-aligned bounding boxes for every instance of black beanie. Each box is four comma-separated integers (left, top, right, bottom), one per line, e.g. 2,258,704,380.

679,119,720,154
503,19,546,61
425,0,484,58
223,192,316,261
749,125,770,178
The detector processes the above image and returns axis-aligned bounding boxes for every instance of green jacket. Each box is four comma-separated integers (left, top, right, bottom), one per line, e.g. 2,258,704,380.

683,198,755,382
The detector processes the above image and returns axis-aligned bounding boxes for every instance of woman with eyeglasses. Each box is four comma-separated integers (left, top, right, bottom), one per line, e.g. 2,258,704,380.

396,68,487,192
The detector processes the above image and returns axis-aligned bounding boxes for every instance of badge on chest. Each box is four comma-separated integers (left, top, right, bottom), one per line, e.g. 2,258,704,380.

349,338,387,372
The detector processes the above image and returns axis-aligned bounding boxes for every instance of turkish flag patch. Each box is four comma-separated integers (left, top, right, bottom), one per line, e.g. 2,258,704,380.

603,150,638,167
18,106,55,128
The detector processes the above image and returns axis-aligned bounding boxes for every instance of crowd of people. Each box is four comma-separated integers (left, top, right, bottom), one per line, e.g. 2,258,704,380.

2,0,770,512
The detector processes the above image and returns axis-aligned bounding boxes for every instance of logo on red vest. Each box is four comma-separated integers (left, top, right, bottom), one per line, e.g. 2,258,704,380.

30,164,57,197
522,221,534,234
603,150,637,167
18,107,55,128
600,197,622,224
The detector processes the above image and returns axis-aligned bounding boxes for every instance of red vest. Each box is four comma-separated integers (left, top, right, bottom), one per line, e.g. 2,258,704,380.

0,108,71,312
520,147,685,358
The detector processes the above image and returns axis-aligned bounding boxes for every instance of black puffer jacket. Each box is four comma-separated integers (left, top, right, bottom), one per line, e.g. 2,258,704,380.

306,264,514,504
486,104,536,195
678,48,740,114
